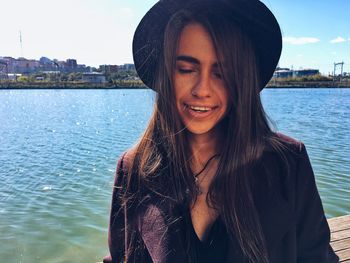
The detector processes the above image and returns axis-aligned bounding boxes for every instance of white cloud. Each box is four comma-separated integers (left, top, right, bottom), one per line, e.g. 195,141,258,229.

330,37,346,43
283,37,320,45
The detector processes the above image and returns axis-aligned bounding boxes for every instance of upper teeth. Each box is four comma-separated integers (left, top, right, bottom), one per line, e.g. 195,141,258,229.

190,106,210,111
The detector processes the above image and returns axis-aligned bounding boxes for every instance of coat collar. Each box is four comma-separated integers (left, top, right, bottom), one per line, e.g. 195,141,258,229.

135,151,295,262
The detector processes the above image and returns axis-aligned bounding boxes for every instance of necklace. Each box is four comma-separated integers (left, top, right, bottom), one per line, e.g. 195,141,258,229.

193,154,220,194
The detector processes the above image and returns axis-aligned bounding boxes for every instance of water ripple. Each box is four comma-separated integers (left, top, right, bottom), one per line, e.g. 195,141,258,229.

0,88,348,262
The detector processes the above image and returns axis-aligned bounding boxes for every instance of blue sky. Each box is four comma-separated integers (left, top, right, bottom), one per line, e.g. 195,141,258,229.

1,0,349,74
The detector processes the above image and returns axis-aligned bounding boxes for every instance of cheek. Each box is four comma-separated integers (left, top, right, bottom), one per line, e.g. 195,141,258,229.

173,81,186,103
218,85,229,99
172,85,184,116
173,86,180,107
173,76,181,97
221,90,231,114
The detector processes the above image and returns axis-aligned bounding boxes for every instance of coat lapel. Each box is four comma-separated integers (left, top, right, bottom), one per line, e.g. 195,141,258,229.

136,196,188,263
253,154,296,256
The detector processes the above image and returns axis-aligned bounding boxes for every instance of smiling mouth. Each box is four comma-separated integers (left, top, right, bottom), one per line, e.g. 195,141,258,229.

189,105,211,112
184,104,217,113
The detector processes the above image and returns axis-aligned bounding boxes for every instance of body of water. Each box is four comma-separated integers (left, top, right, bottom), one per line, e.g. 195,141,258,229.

0,88,349,262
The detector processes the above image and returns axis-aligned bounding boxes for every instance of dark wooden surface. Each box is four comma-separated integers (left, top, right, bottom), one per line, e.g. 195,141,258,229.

328,215,350,262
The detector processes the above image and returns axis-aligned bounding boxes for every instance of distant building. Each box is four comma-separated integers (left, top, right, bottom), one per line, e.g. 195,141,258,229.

53,59,66,71
119,63,135,71
0,55,118,75
39,57,57,71
273,68,320,78
0,59,8,77
7,74,22,80
9,58,40,74
42,71,60,74
39,57,52,64
274,68,293,78
1,57,15,73
99,64,119,74
78,64,86,69
0,73,8,80
66,59,78,71
293,69,319,77
82,72,106,83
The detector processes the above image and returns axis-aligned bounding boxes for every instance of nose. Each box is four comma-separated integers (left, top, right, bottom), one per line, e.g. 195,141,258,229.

191,71,212,98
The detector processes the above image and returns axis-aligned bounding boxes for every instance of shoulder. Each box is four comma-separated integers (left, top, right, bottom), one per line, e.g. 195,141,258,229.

117,146,137,171
265,132,308,163
258,133,315,209
114,146,138,189
273,132,305,152
261,132,311,181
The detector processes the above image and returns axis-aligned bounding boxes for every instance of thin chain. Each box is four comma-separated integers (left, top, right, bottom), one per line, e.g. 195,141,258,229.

193,154,220,194
193,153,220,178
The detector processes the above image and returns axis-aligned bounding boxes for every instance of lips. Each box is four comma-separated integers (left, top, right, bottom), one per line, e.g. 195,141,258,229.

189,105,211,112
184,103,217,118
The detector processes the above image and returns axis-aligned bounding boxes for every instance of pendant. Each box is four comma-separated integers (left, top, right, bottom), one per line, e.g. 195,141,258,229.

195,177,203,195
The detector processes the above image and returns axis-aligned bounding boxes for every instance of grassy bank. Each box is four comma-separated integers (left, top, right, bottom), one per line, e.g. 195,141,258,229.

267,80,350,88
267,74,350,88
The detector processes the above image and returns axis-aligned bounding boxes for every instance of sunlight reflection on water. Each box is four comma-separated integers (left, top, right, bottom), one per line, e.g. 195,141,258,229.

0,88,348,262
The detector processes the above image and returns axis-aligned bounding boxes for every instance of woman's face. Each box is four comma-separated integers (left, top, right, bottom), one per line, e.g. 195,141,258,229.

173,23,229,137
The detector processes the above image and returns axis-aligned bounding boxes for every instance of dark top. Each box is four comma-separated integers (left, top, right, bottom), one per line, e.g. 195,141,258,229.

188,215,228,263
103,134,339,263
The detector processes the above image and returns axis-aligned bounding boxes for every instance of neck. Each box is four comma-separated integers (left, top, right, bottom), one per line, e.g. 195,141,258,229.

188,129,222,166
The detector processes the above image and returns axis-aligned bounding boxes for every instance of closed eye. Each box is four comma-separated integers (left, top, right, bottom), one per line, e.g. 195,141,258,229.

177,68,195,74
213,71,222,79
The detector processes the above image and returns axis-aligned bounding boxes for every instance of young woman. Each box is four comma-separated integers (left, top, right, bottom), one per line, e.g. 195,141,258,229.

104,0,339,262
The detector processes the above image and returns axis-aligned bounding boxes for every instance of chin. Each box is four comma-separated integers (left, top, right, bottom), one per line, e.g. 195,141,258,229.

185,123,218,136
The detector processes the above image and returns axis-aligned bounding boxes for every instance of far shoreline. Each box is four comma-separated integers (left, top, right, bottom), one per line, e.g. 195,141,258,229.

0,82,145,90
267,80,350,89
0,80,350,89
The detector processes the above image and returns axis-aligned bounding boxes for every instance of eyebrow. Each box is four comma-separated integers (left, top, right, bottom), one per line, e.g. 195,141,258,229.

176,55,199,65
176,55,219,68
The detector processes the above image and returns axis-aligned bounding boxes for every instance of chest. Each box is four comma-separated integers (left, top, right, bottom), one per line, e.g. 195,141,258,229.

190,164,219,241
190,195,218,241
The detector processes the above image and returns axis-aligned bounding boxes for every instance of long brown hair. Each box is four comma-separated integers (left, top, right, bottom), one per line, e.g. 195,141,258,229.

124,4,287,263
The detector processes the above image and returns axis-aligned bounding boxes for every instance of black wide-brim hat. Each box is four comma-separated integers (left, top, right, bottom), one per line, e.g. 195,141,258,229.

133,0,282,91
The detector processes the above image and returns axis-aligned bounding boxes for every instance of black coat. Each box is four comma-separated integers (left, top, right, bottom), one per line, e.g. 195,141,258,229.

104,134,339,263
